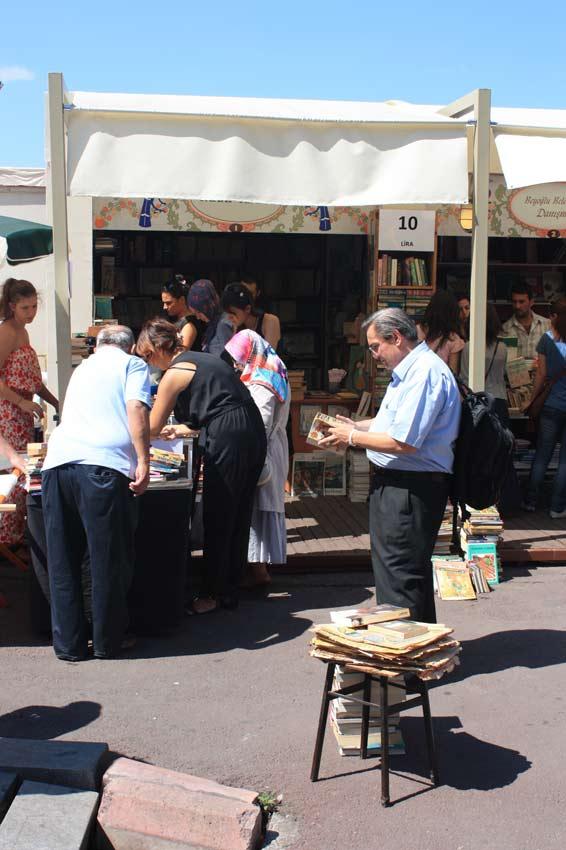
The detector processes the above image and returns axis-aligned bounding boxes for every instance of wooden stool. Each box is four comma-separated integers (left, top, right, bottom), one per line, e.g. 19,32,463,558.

310,661,440,807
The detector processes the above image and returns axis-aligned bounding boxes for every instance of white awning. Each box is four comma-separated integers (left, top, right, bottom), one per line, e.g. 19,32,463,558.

65,93,469,205
0,167,45,188
492,106,566,189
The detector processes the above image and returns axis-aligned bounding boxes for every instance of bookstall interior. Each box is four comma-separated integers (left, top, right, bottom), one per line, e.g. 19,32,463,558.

93,231,368,392
437,235,566,318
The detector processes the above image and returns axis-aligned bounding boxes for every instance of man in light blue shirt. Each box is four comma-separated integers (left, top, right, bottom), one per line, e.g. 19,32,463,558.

322,308,461,622
42,326,151,661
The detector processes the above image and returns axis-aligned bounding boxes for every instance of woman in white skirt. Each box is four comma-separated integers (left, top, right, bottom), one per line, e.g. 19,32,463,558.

224,330,290,586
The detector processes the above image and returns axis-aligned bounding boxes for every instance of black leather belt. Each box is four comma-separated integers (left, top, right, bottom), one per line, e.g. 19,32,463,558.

371,466,451,484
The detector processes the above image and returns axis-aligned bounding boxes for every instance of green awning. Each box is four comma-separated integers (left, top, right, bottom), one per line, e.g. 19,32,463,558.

0,215,53,265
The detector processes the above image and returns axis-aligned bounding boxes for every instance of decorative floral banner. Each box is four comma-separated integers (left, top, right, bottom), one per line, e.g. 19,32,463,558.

93,199,370,235
93,179,566,239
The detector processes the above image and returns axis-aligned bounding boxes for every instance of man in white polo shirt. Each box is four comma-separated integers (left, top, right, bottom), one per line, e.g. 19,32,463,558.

42,326,151,661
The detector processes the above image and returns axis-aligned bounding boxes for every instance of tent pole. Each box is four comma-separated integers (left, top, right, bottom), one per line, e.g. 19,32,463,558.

46,72,72,413
441,88,491,392
468,89,491,392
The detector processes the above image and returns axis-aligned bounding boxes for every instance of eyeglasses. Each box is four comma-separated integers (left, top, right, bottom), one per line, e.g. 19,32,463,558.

368,342,382,355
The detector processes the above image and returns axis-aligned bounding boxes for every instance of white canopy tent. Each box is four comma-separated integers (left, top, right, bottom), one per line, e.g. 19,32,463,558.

55,75,566,405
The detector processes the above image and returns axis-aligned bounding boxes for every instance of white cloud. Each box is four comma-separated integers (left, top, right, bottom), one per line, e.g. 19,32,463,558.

0,66,35,82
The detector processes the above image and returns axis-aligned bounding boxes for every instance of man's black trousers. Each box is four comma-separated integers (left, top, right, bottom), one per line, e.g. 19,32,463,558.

43,464,136,660
369,468,451,623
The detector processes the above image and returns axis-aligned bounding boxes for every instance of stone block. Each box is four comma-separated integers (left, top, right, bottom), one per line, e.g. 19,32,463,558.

0,772,19,822
98,757,262,850
0,779,99,850
0,738,108,791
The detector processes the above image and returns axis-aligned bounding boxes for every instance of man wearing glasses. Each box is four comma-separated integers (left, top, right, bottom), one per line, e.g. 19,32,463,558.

321,308,460,623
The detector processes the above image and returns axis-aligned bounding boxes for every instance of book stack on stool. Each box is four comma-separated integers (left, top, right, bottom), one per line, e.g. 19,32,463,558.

309,604,461,806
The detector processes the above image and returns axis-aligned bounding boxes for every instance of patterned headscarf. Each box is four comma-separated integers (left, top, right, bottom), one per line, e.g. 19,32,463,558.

225,330,289,403
188,279,221,349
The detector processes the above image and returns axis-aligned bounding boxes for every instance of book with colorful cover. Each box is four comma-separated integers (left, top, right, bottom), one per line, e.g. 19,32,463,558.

434,562,477,601
466,540,499,586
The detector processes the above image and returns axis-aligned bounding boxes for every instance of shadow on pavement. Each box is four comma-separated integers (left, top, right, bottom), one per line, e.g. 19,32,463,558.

128,580,373,660
439,629,566,682
403,715,531,791
0,700,102,739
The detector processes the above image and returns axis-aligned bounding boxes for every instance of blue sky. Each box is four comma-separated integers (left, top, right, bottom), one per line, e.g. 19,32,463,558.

1,0,565,167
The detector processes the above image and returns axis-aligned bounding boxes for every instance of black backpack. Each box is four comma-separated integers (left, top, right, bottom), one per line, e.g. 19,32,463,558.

451,380,515,512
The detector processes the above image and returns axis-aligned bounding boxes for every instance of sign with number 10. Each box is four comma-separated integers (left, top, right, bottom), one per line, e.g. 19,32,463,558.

378,209,436,252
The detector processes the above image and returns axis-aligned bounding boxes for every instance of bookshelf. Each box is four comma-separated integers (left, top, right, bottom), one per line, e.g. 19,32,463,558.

93,230,368,390
367,211,438,410
437,235,566,312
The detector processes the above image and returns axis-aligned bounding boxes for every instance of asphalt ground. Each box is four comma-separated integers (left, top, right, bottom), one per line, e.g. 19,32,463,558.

1,560,565,850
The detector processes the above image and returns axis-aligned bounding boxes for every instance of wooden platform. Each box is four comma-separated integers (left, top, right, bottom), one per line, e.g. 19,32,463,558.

285,497,566,566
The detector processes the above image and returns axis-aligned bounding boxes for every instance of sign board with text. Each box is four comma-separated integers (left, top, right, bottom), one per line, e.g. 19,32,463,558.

378,210,436,252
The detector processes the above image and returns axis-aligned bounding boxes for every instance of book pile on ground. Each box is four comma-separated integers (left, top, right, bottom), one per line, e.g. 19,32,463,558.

330,666,405,755
348,450,370,502
310,605,461,682
25,442,48,494
433,558,477,600
433,502,456,555
459,505,502,586
149,446,184,481
288,370,306,401
433,557,491,599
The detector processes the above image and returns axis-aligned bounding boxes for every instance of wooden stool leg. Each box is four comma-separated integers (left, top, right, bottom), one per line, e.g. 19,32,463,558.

360,674,371,760
420,682,440,785
380,677,390,807
311,662,335,782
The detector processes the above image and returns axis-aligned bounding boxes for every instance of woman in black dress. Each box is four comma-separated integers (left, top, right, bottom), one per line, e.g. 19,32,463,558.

161,275,205,351
136,318,267,613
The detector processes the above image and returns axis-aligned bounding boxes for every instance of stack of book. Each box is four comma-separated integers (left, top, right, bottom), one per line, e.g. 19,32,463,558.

71,334,91,367
373,366,391,408
288,370,306,401
433,557,491,600
149,447,184,482
311,604,461,682
433,502,457,556
376,287,405,311
513,439,559,478
459,505,503,587
348,450,370,502
25,442,48,494
330,666,405,756
405,289,432,321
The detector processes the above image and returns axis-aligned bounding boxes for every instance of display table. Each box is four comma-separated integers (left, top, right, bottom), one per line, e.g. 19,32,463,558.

26,478,192,637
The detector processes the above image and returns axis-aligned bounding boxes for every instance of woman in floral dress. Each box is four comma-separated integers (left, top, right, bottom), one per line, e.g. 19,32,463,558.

0,279,58,548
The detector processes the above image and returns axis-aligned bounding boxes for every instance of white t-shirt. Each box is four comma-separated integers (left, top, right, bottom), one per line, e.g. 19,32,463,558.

43,345,151,479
